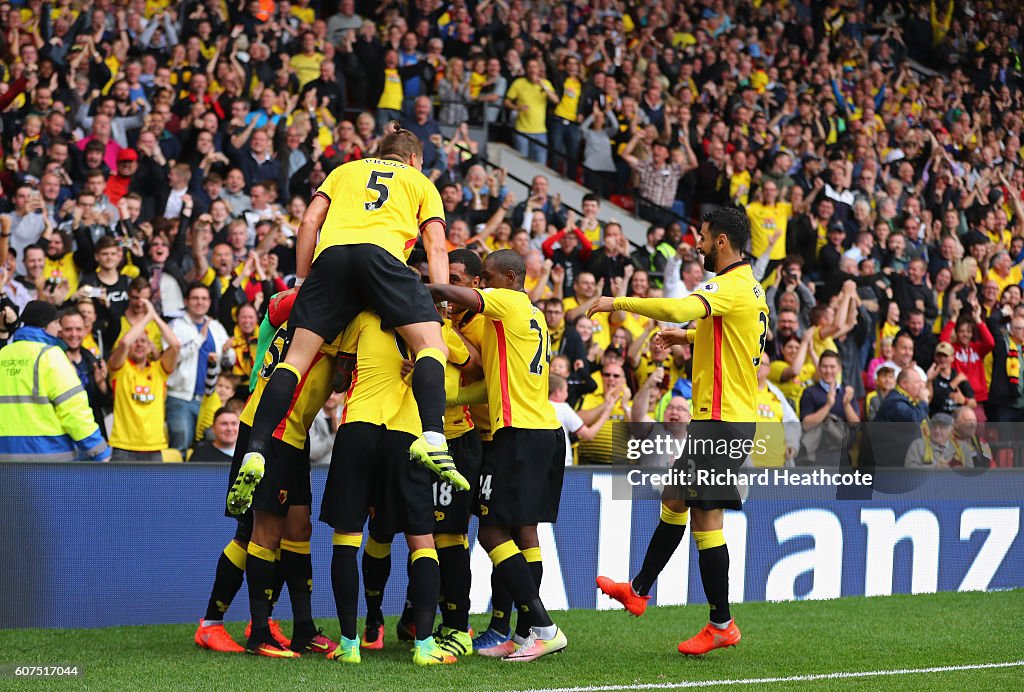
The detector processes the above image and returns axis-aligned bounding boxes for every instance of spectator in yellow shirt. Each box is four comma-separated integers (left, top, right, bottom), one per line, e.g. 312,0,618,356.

746,180,791,268
290,31,325,90
728,150,751,205
108,299,181,461
986,251,1024,293
42,230,79,296
504,57,559,164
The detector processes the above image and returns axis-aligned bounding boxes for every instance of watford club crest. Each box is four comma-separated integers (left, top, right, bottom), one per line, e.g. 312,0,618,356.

278,489,288,504
131,384,155,404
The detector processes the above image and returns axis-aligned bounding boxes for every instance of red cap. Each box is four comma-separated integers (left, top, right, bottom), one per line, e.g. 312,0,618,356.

117,148,139,163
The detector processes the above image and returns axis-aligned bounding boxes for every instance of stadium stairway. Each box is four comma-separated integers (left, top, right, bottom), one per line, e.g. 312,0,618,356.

484,142,652,247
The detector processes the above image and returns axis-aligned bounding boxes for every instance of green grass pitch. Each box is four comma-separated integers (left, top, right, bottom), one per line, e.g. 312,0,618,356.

1,590,1021,691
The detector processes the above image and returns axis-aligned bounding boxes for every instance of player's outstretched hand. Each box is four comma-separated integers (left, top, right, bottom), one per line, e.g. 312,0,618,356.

654,328,690,349
587,296,616,318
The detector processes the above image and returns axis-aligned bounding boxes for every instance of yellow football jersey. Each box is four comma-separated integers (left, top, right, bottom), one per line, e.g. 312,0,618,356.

615,310,649,341
109,360,170,452
314,158,445,264
576,390,628,464
745,202,791,261
456,310,491,442
339,311,420,436
553,76,581,121
43,254,79,295
443,319,473,439
563,295,611,348
752,385,786,467
505,77,554,134
768,359,816,415
615,261,768,422
378,68,404,111
471,288,559,432
240,320,340,449
115,315,162,354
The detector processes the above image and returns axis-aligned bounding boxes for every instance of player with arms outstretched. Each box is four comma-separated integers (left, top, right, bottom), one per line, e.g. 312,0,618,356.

229,125,467,518
589,207,769,656
428,249,568,662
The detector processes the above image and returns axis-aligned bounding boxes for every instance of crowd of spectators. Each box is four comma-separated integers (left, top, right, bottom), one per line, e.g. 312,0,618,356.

0,0,1022,468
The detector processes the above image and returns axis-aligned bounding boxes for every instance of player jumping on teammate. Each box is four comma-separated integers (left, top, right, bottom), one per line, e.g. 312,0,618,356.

228,125,468,519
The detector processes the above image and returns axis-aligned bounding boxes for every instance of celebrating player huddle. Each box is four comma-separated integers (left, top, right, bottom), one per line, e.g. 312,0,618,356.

194,126,763,667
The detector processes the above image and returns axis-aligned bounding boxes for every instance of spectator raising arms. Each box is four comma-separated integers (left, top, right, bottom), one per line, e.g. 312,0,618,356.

108,298,181,461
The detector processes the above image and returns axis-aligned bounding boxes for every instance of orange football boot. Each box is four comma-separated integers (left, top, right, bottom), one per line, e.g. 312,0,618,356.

677,621,741,655
194,620,245,653
361,624,385,650
596,576,650,616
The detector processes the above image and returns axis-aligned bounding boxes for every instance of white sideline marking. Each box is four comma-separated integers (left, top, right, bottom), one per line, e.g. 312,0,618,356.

515,660,1024,692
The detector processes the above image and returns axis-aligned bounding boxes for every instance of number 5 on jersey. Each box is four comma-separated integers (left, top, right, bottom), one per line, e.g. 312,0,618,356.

365,171,394,211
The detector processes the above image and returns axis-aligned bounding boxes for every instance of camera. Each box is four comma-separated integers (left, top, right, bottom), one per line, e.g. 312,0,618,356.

44,277,62,292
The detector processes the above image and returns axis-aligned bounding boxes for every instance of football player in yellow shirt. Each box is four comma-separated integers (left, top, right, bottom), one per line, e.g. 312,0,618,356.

232,127,467,522
428,249,568,662
367,250,485,657
447,253,527,654
590,207,768,656
321,310,462,666
196,292,338,659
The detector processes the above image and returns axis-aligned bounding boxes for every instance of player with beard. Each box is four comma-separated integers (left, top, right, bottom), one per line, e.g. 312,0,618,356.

590,207,768,656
